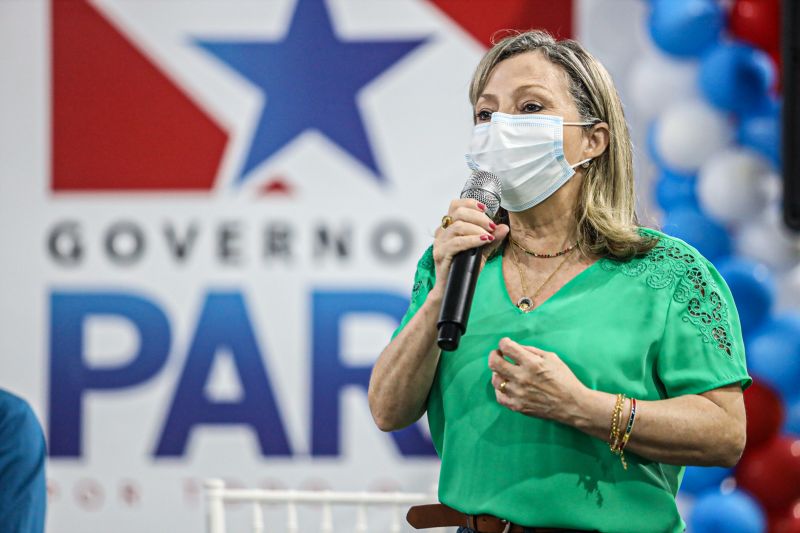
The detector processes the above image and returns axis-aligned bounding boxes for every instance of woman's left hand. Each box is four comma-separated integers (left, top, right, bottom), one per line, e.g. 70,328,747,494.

489,337,588,423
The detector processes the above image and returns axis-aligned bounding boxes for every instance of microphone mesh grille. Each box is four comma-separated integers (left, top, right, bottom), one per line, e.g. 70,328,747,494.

460,170,502,217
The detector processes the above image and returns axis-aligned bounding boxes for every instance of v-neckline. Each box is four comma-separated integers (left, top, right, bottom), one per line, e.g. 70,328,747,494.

497,247,603,316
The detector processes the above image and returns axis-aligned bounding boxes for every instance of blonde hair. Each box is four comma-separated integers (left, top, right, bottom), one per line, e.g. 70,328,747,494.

470,30,656,260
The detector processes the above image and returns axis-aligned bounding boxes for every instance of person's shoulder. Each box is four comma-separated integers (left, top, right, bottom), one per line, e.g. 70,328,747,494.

635,226,716,267
600,226,718,289
0,389,44,440
604,226,711,264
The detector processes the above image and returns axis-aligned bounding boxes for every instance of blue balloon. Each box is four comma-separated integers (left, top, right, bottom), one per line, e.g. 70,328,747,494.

662,206,731,261
655,168,698,211
646,121,667,169
689,489,765,533
785,395,800,436
746,314,800,401
715,257,774,337
648,0,724,58
679,466,733,496
737,104,782,169
699,43,775,114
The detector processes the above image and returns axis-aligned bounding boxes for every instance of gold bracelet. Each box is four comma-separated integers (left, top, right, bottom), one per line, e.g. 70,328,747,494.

615,397,636,470
609,393,626,453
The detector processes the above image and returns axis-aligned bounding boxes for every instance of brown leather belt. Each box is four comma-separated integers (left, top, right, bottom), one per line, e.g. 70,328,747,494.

406,503,596,533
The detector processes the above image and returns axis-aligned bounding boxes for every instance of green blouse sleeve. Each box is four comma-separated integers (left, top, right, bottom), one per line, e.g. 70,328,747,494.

656,254,753,398
391,245,436,340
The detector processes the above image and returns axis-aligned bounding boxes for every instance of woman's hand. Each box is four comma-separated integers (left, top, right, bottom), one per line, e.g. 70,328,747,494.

431,199,509,298
488,337,588,423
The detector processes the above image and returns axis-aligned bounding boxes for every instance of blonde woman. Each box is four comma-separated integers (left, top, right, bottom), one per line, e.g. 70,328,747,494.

368,31,751,533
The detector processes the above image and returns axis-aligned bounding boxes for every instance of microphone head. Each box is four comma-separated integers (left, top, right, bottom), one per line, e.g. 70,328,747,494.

460,170,502,217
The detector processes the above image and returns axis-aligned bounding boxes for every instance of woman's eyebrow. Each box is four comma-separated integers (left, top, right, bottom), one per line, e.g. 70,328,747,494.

513,83,554,98
476,83,554,105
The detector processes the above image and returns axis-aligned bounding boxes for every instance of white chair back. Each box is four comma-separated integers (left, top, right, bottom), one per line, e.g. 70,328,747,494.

204,479,442,533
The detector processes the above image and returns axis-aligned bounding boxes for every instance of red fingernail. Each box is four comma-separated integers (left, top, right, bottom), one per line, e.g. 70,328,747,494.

477,202,486,211
489,222,497,230
480,234,489,241
487,234,495,241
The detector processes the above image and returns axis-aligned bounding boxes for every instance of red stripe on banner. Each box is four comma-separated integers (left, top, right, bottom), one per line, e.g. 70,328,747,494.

51,0,228,192
429,0,573,48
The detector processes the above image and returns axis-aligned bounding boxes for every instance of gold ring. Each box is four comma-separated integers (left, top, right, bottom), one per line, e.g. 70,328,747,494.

500,381,508,393
441,215,453,230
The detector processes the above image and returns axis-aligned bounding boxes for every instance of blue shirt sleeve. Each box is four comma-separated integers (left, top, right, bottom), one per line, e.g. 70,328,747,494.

0,390,46,533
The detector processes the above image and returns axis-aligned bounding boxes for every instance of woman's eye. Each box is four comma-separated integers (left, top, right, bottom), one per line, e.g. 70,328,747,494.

475,110,493,122
522,102,542,113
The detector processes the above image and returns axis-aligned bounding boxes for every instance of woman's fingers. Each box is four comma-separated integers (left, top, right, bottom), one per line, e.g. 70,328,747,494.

432,197,504,289
446,219,490,238
482,223,509,257
488,349,521,380
498,337,542,368
450,205,496,234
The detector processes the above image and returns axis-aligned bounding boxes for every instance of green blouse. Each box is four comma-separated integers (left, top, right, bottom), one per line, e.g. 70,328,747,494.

391,227,752,533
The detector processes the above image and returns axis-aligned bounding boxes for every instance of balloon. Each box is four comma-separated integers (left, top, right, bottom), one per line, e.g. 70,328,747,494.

697,148,771,225
698,42,776,114
689,488,766,533
648,0,724,58
680,465,734,496
736,436,800,512
627,50,699,121
715,256,774,336
730,0,781,57
745,315,800,401
785,396,800,437
655,168,698,211
662,206,731,261
736,201,800,272
652,100,732,174
768,499,800,533
743,379,785,452
737,106,782,169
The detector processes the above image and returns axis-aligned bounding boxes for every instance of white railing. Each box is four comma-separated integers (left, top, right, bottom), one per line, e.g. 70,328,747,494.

204,479,441,533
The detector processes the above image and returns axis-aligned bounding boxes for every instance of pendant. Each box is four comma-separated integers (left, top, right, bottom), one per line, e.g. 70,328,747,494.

516,296,533,312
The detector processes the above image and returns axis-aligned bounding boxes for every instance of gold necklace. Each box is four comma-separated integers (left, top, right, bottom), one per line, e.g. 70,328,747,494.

510,243,575,312
511,237,579,258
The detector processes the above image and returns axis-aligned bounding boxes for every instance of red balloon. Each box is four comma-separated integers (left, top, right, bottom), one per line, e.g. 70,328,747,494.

730,0,781,56
768,500,800,533
743,379,785,451
736,436,800,512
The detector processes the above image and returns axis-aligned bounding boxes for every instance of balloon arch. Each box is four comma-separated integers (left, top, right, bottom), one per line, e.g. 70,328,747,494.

638,0,800,531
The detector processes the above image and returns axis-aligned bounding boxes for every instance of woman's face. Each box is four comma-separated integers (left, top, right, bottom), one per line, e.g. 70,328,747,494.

473,51,595,168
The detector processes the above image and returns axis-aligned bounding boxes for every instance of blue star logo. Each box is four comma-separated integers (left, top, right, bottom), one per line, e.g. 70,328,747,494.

197,0,427,185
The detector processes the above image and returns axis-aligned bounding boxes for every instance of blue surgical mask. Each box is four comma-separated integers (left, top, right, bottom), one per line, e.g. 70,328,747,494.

466,113,593,212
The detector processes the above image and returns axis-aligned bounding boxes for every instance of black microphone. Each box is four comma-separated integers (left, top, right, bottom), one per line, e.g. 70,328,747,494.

437,170,502,351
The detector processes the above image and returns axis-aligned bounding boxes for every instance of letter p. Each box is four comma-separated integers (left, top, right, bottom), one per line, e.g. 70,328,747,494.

49,291,170,457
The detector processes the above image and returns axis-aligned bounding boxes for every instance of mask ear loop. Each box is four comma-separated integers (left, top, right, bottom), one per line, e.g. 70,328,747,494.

570,157,592,169
565,118,602,170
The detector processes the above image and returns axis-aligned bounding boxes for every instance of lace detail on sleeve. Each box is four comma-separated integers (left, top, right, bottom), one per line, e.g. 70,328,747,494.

411,246,435,302
600,241,735,358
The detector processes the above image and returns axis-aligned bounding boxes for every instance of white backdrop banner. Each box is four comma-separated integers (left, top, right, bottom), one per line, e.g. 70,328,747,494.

0,1,648,531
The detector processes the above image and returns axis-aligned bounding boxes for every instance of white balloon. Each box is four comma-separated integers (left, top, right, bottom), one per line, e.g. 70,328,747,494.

697,147,771,225
628,50,698,121
776,262,800,312
653,100,733,174
735,203,800,272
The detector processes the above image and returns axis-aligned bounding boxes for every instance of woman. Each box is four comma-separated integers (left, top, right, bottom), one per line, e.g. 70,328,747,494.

368,30,751,533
